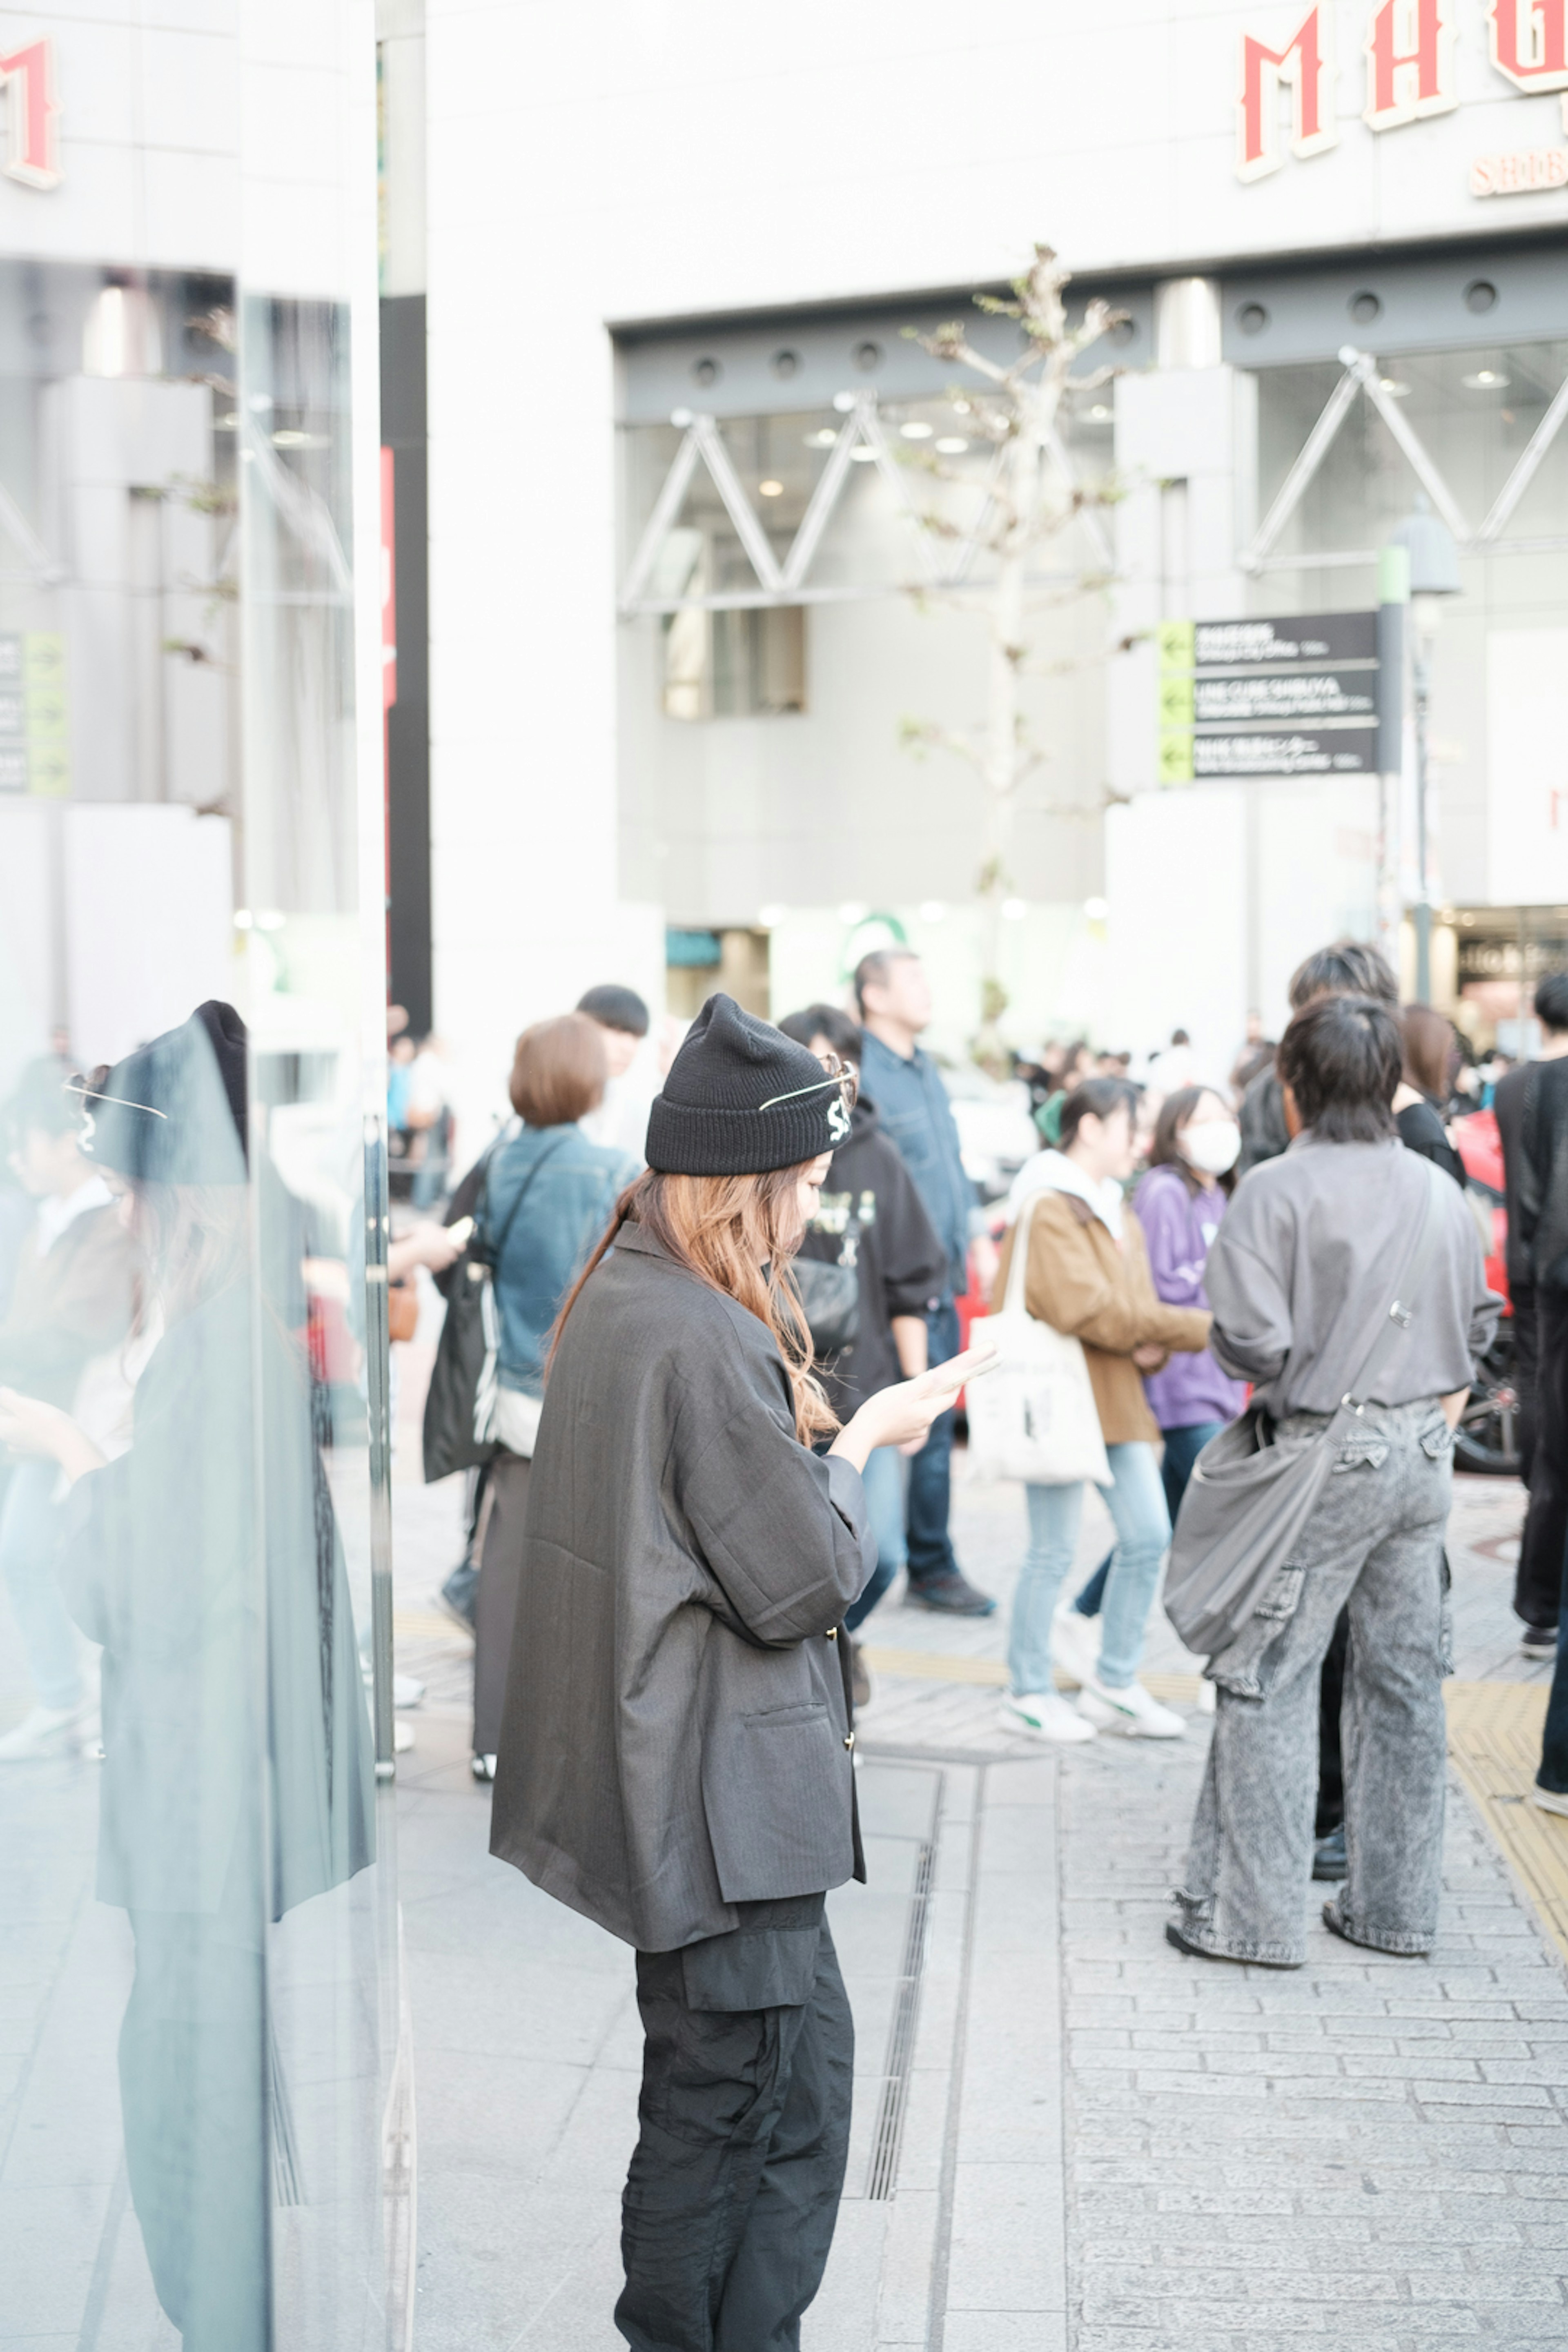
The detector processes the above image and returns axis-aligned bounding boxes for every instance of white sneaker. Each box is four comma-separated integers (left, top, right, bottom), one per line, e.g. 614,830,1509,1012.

1530,1786,1568,1819
0,1702,91,1760
1003,1690,1098,1744
1050,1599,1102,1690
1077,1673,1185,1739
393,1673,425,1709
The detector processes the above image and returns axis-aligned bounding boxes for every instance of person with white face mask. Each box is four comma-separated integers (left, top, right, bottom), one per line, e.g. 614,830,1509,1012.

1052,1086,1249,1693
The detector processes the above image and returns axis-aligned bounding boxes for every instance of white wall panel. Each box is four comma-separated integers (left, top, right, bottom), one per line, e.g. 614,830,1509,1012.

1104,787,1247,1069
1487,630,1568,909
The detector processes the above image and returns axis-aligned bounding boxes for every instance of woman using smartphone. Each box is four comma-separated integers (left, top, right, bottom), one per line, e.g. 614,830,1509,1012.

488,993,990,2352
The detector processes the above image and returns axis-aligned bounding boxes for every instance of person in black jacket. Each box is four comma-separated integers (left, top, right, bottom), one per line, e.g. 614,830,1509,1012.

779,1005,949,1699
1495,971,1568,1648
490,995,992,2352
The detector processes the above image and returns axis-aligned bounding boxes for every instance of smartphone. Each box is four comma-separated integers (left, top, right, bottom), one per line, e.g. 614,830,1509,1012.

447,1214,475,1250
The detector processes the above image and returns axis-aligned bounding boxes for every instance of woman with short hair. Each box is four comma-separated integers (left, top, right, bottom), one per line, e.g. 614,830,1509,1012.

469,1011,640,1774
1170,993,1499,1969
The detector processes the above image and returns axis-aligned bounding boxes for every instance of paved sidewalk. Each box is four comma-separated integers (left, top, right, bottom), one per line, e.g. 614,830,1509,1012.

390,1369,1568,2349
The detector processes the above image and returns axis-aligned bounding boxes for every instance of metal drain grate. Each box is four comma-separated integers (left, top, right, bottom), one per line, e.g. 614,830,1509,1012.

865,1835,935,2199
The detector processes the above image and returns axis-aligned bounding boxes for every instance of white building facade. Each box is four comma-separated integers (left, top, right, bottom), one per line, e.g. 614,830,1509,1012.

414,0,1568,1112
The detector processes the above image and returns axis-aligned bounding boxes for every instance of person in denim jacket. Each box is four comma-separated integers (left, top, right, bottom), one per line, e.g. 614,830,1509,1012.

1169,996,1498,1970
855,947,994,1617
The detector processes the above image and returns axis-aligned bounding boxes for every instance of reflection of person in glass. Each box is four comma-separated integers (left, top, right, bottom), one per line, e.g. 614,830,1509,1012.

0,1058,142,1757
0,1001,375,2351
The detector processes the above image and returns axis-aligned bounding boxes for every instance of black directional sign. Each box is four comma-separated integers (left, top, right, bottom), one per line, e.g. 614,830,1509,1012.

1158,612,1379,783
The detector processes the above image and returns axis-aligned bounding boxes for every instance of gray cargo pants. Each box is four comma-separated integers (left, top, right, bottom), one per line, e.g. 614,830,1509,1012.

1174,1397,1455,1967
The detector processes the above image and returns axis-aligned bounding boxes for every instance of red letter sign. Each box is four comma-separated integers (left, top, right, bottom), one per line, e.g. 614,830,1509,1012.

0,40,59,191
1489,0,1568,89
1365,0,1458,127
1237,7,1337,182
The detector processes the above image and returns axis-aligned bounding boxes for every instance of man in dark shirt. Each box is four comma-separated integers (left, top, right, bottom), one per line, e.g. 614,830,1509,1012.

855,949,995,1615
1499,972,1568,1649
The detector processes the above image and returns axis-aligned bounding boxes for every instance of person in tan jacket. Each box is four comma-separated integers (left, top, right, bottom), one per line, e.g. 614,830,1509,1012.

993,1078,1211,1744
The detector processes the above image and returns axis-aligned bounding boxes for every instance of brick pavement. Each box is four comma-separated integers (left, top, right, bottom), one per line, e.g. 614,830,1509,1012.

390,1316,1568,2351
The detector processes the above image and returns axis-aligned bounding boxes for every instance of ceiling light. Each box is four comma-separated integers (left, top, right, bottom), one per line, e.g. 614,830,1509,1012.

919,900,947,922
1001,898,1027,922
900,421,934,440
934,436,968,454
838,900,869,924
832,390,857,413
1083,896,1109,921
849,445,878,463
271,428,325,447
217,412,238,429
757,903,786,927
1087,403,1113,421
758,479,784,497
952,399,972,415
1379,377,1411,397
804,428,838,449
1462,369,1509,390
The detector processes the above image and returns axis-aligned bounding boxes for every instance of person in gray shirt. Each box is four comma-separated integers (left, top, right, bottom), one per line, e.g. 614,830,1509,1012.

1169,995,1499,1971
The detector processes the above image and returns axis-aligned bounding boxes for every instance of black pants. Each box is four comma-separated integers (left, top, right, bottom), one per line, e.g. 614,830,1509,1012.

1513,1284,1541,1494
474,1450,530,1756
121,1910,269,2352
617,1898,853,2352
1316,1608,1351,1836
1517,1289,1568,1633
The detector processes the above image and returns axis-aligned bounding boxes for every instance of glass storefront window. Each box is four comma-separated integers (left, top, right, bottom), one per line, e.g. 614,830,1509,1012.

0,31,401,2352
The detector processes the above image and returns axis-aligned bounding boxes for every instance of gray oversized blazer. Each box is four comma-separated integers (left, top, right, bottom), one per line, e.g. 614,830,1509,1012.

489,1218,875,1953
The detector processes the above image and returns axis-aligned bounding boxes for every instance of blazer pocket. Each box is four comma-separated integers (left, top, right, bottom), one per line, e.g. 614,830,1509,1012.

702,1701,855,1906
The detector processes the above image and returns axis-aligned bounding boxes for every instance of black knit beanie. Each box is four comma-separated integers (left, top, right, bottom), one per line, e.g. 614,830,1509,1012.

646,993,850,1176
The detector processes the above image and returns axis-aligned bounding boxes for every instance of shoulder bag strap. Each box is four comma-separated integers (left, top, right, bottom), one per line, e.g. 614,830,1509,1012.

1341,1159,1446,1413
1002,1194,1039,1315
479,1129,575,1273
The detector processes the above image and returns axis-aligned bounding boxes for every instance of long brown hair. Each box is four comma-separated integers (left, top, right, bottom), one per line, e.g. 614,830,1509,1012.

551,1163,837,1442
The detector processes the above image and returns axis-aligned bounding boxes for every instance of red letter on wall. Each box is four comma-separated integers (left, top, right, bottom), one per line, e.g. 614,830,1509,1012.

1237,7,1337,182
0,40,60,191
1365,0,1458,127
1488,0,1568,89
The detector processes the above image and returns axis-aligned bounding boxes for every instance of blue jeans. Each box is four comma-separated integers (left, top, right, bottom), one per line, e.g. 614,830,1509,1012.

0,1457,82,1711
1011,1443,1171,1694
905,1299,960,1585
1074,1421,1223,1619
845,1445,908,1634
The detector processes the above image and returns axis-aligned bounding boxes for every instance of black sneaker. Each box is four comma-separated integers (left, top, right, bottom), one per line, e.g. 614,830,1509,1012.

1312,1824,1348,1882
904,1570,997,1617
1521,1624,1559,1661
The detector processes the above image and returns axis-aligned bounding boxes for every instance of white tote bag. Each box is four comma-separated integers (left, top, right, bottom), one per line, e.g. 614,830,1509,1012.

964,1194,1112,1488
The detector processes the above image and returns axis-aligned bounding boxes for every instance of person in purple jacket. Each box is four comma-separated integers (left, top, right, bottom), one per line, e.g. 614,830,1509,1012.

1051,1085,1247,1689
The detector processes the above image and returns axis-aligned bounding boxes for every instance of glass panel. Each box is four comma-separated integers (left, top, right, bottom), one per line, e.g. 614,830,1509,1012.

0,87,395,2352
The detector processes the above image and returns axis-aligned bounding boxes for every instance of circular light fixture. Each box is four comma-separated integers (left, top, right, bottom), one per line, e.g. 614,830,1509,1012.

1464,279,1498,314
1379,377,1412,398
271,428,322,447
852,341,882,373
1086,403,1112,422
1237,301,1269,336
217,412,238,429
758,479,784,497
848,445,878,463
771,349,801,380
837,900,869,924
1107,318,1136,346
757,903,786,928
1083,896,1109,922
670,406,693,428
952,399,972,415
1462,368,1509,390
690,356,721,386
832,390,857,413
899,420,934,441
919,900,947,922
804,428,838,449
1001,898,1027,922
934,436,968,454
1349,290,1382,325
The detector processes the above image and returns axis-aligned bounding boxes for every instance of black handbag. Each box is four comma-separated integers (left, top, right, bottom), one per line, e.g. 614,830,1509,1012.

791,1251,861,1360
421,1133,569,1483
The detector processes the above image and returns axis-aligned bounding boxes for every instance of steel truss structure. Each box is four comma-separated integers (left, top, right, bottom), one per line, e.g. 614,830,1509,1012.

1242,341,1568,573
618,390,1110,617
